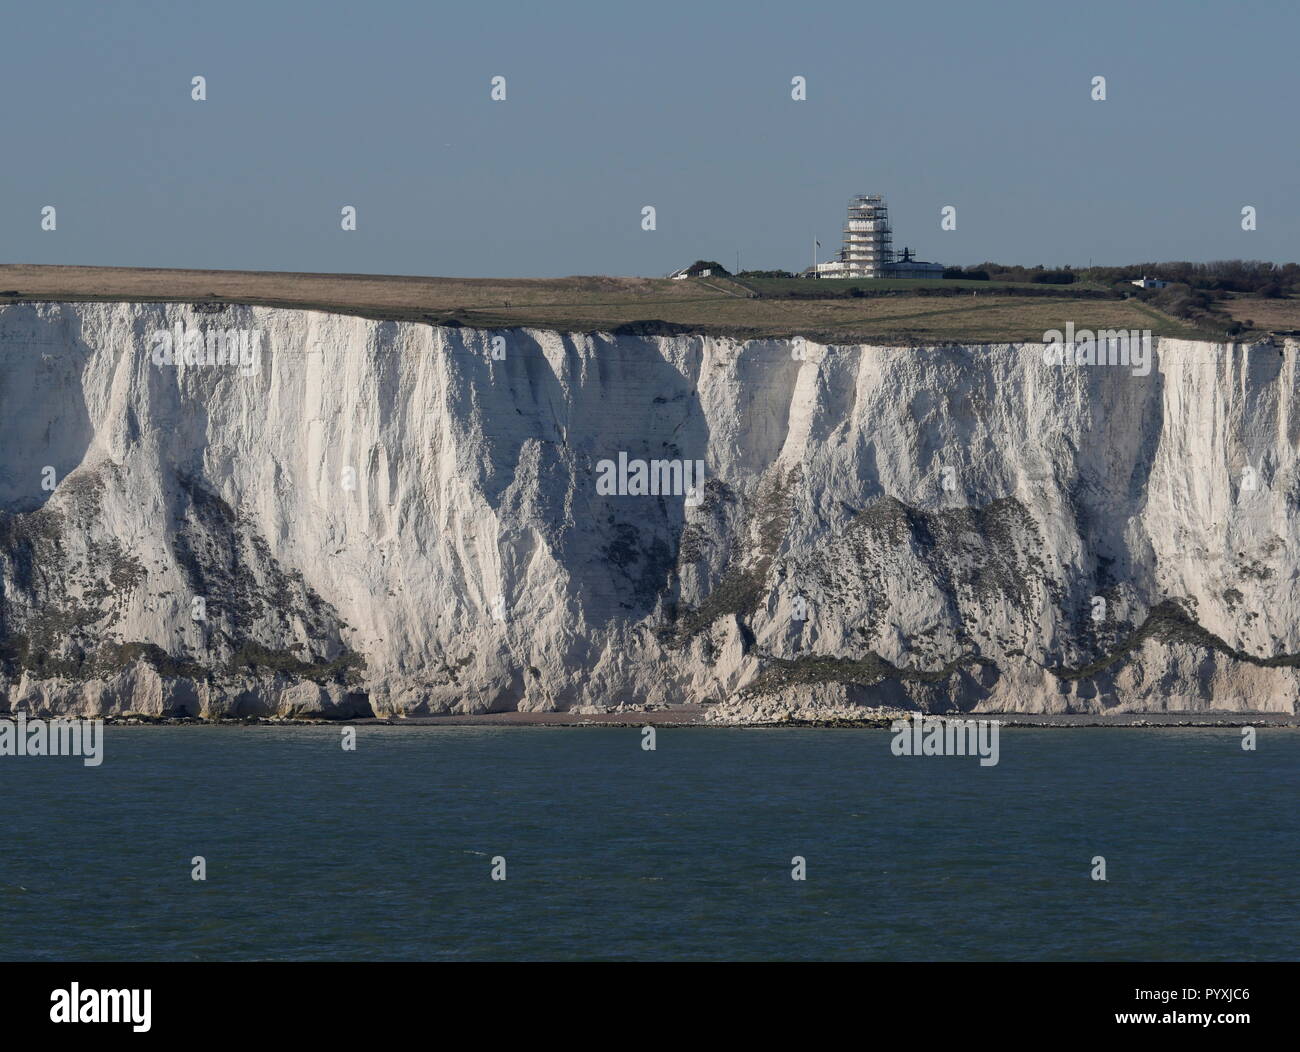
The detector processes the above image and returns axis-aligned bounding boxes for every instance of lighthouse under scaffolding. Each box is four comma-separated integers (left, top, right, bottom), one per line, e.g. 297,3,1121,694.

842,193,894,278
813,193,944,279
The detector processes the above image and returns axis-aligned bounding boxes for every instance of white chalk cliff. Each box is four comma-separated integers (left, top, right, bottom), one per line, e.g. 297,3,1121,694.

1,301,1297,719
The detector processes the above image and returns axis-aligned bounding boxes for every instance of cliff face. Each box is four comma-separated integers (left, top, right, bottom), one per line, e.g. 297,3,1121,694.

1,301,1297,718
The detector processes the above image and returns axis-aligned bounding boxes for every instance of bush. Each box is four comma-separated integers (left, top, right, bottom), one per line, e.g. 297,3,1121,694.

1081,261,1292,295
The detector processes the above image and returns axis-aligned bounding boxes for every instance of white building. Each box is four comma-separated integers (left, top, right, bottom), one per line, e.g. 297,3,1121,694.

814,259,848,278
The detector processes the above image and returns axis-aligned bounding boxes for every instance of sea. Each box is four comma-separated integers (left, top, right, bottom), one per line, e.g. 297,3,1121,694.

1,725,1296,961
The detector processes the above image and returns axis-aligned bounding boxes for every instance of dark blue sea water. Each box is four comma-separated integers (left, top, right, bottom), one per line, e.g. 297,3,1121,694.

1,726,1296,961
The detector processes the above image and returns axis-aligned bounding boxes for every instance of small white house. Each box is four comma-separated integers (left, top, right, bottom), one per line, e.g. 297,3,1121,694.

1131,277,1169,289
669,262,721,280
815,260,848,278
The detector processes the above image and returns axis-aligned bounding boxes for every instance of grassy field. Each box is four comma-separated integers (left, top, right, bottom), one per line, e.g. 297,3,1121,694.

0,263,1223,343
738,276,1113,295
1220,293,1300,333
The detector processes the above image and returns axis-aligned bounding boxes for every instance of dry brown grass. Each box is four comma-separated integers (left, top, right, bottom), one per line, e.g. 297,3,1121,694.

0,264,1211,343
1221,295,1300,332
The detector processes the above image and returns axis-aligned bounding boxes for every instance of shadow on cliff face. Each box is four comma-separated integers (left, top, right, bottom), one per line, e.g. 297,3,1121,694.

0,304,96,512
440,328,713,624
163,470,363,676
1060,354,1167,631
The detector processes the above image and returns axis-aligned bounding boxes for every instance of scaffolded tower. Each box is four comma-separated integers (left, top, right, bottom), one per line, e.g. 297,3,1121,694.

842,194,894,278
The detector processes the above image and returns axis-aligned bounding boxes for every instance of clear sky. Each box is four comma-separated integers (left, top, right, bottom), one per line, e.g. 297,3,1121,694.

1,0,1295,277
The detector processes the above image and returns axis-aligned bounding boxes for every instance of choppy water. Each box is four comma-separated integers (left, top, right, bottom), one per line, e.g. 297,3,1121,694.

1,725,1296,960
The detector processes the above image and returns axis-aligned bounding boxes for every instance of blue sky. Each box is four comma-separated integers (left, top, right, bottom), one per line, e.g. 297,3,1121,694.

1,0,1295,276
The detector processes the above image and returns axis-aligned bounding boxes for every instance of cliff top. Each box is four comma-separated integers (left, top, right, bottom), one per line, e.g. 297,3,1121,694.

0,263,1285,345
